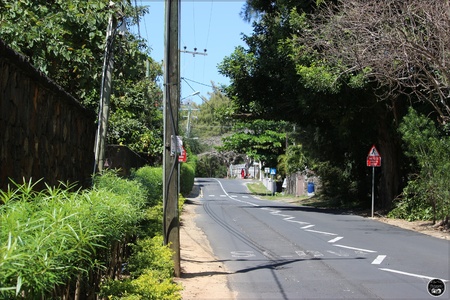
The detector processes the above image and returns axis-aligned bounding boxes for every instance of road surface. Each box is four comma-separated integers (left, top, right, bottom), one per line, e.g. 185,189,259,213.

193,178,449,299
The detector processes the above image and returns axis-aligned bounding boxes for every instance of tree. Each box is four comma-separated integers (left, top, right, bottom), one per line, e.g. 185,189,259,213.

193,86,235,138
218,119,291,168
0,0,164,158
302,0,450,123
219,0,405,208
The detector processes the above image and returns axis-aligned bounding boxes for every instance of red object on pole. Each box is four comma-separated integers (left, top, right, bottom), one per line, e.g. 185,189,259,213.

178,146,187,163
367,145,381,218
367,145,381,167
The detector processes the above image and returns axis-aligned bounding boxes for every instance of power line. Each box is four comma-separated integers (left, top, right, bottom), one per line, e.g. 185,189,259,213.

181,76,213,88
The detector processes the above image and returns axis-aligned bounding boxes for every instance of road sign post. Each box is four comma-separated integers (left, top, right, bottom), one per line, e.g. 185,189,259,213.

367,145,381,218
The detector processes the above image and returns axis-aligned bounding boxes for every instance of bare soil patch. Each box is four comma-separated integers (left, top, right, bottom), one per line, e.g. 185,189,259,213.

176,196,235,300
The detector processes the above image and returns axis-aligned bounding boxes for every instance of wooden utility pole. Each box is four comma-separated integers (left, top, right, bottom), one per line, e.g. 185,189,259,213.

163,0,181,277
94,2,126,174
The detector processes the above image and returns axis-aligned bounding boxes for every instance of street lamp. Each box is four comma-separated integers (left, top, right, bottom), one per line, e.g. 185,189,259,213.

181,91,200,101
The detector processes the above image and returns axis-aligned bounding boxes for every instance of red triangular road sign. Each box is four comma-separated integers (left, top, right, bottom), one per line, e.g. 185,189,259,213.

368,145,380,157
367,145,381,167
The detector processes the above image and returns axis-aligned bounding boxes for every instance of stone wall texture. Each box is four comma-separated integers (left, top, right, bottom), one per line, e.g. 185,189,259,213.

0,40,96,190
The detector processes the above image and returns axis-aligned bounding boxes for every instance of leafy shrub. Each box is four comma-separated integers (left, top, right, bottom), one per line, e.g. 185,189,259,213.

315,161,358,207
100,236,181,300
100,269,181,300
388,177,434,221
132,167,164,206
127,236,174,277
0,180,115,298
396,108,450,224
0,168,173,299
180,162,195,196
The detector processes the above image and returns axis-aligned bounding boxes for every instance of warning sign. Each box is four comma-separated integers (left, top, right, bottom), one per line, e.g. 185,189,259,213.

178,146,187,163
367,145,381,167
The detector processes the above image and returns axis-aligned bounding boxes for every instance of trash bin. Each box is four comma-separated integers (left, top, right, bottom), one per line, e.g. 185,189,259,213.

307,182,315,195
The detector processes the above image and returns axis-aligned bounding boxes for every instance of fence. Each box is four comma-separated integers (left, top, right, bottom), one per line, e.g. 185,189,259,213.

0,39,96,190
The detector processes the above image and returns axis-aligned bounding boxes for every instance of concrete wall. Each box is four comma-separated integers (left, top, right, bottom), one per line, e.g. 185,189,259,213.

0,40,96,190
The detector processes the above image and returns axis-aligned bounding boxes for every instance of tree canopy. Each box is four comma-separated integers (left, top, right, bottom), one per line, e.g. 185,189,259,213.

300,0,450,123
0,0,163,156
217,0,450,210
218,119,291,168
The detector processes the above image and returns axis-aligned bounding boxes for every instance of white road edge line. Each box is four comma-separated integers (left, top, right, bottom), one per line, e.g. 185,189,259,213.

301,224,315,229
379,268,449,282
333,244,377,253
285,219,310,225
213,178,259,207
328,236,344,243
270,211,310,225
371,255,386,265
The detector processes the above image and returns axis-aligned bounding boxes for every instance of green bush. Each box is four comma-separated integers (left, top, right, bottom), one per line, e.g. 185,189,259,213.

99,236,181,300
396,108,450,224
132,166,164,206
0,168,179,299
180,162,195,196
315,161,358,207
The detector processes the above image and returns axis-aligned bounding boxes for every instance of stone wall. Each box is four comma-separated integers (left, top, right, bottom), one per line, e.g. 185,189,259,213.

0,40,96,190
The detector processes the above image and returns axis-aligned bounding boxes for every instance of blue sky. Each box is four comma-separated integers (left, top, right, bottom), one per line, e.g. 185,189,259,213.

133,1,253,103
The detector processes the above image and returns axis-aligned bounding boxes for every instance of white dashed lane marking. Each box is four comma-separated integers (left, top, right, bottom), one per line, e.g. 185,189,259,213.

305,229,338,236
334,244,377,253
328,236,344,243
371,255,386,265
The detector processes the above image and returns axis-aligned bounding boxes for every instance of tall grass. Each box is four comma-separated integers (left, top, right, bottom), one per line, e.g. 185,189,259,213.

0,168,181,299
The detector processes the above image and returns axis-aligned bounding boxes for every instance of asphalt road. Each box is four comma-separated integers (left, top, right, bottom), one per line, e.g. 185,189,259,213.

193,178,449,299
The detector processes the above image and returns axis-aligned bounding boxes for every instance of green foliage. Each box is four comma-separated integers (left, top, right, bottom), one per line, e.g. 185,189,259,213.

388,177,434,221
278,144,309,176
0,0,109,102
132,166,164,206
196,154,229,178
108,72,164,156
393,108,450,222
0,1,165,158
0,169,179,299
180,163,195,197
219,120,291,167
296,63,341,93
100,236,181,300
191,88,235,139
142,203,163,239
127,236,174,278
315,161,359,207
0,175,146,298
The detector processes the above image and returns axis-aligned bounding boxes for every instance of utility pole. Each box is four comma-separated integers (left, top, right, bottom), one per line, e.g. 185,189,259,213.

163,0,181,277
94,11,117,174
94,2,126,174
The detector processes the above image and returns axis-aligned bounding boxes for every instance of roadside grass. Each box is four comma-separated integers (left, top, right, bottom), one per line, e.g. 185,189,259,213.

246,181,329,207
